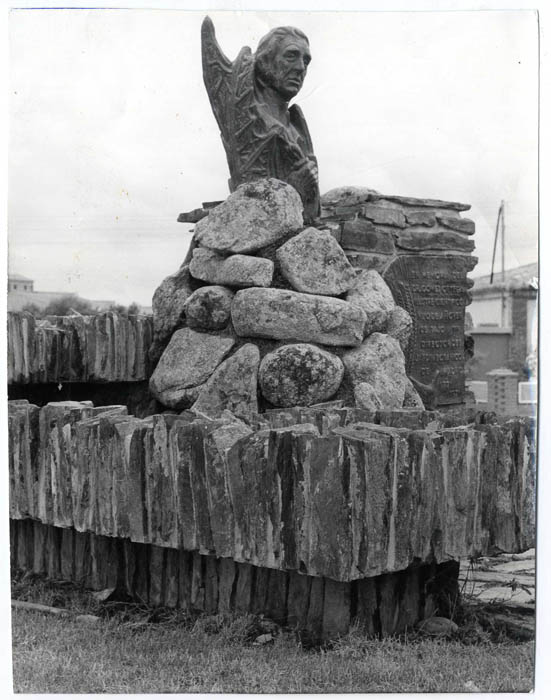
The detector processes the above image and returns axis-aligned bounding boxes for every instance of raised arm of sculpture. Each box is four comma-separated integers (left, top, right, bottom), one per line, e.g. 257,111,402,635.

201,16,320,222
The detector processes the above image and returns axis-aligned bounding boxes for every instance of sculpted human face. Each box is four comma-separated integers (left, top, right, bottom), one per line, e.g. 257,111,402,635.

270,37,311,100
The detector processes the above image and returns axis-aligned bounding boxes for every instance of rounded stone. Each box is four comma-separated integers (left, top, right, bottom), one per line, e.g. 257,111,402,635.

194,178,303,255
183,285,233,330
259,343,344,407
276,227,356,295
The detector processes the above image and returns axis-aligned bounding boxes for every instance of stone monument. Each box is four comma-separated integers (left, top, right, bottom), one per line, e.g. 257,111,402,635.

201,16,320,222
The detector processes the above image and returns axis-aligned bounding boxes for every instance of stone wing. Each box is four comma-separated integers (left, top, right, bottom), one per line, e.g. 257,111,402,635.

201,16,234,145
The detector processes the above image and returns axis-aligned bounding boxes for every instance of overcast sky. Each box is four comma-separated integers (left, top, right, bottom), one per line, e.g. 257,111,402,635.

8,7,538,306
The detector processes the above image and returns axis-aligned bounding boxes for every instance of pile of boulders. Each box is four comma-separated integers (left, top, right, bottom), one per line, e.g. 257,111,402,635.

149,178,423,419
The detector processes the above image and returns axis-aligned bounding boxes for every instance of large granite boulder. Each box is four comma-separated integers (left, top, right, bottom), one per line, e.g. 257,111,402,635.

231,287,366,347
189,248,274,288
353,382,383,411
192,344,260,420
193,178,303,254
343,332,407,409
276,227,356,295
346,269,396,336
403,377,425,408
259,344,344,407
183,285,234,331
149,328,235,409
385,305,413,351
151,263,193,346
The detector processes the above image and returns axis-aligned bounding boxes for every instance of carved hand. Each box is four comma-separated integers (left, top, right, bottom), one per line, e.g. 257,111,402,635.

289,159,318,196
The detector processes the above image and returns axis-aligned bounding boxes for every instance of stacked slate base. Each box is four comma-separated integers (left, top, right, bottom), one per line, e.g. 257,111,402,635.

10,519,459,640
9,398,535,641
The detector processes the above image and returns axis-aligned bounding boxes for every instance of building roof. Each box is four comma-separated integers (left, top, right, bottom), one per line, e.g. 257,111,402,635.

8,273,34,283
471,262,538,293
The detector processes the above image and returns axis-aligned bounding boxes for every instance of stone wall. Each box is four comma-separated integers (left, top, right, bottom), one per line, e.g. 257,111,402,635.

319,188,477,407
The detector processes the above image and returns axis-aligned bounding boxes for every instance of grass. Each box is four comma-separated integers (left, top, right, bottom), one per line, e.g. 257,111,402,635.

10,572,535,694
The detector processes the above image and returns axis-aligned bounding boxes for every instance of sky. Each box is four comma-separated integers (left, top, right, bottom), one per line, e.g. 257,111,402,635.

8,6,539,306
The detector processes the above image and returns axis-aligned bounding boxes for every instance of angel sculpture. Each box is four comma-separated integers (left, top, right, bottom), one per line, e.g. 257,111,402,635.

201,16,320,222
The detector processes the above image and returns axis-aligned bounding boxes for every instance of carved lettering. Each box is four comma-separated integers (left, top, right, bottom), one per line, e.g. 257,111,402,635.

384,255,475,406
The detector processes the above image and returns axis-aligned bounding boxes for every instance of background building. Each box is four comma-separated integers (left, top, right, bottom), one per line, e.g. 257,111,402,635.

466,261,537,415
7,273,115,313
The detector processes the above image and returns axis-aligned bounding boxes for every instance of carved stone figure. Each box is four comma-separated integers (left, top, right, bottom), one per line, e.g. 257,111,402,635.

201,16,320,222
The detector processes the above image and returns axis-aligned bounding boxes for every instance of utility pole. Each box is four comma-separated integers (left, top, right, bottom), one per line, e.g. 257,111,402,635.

489,200,506,326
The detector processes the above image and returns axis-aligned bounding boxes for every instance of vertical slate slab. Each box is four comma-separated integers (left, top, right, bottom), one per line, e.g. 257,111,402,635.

234,563,253,613
355,576,378,636
169,421,199,552
377,573,399,637
133,542,150,604
8,401,40,521
395,566,421,632
304,433,352,580
227,430,272,566
60,528,75,581
127,420,154,544
322,578,351,640
32,519,47,574
146,415,183,549
74,531,91,584
149,545,166,607
45,525,61,580
191,552,205,611
178,550,193,612
265,569,288,624
286,572,311,629
218,558,236,613
305,577,325,641
204,556,219,614
187,423,214,555
164,549,180,608
384,254,476,407
203,423,251,558
251,566,270,614
121,539,137,598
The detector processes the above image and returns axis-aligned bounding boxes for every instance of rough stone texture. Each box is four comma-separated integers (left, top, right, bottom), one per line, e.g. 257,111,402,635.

9,401,536,584
152,264,193,346
385,306,413,351
231,288,366,347
149,329,235,409
353,382,383,411
193,179,303,255
259,344,344,407
346,270,396,336
276,227,356,295
437,215,475,234
405,210,437,226
343,333,407,410
341,219,396,254
403,378,425,408
183,285,234,331
361,204,406,228
192,344,260,420
189,248,274,288
394,229,475,252
370,193,471,212
7,312,153,385
345,252,394,274
321,186,379,208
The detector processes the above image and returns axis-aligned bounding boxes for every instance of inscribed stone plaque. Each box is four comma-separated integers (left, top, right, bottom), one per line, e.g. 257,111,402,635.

384,255,476,406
